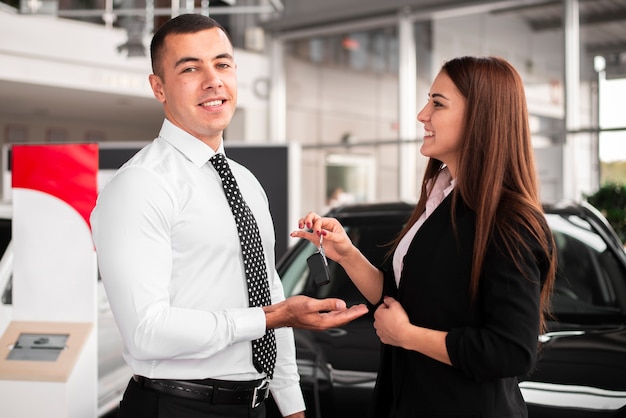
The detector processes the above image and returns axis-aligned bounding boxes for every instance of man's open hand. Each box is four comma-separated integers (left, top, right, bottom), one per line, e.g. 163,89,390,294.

264,295,368,330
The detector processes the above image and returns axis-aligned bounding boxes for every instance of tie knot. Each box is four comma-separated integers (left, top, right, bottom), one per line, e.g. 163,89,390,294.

210,153,228,174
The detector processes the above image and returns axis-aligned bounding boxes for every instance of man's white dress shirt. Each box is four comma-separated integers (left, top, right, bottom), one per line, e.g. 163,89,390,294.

91,119,304,415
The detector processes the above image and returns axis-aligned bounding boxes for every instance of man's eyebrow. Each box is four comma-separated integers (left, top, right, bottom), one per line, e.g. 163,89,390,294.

174,53,234,68
174,56,200,68
215,53,234,61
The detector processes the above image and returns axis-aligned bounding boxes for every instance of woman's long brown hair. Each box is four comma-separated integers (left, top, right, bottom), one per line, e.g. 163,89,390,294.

393,56,556,334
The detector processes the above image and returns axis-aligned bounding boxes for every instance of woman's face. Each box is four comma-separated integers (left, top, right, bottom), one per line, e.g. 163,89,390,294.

417,71,466,178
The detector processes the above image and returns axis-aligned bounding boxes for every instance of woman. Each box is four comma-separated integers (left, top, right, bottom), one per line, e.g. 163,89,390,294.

290,56,556,417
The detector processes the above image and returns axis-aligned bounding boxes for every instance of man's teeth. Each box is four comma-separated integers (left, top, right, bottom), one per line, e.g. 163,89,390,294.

424,130,434,137
202,100,223,107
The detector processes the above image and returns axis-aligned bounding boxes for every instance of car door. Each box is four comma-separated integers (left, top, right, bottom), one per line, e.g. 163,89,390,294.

521,210,626,417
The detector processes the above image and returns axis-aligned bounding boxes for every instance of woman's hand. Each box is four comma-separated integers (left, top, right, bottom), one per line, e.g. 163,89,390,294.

289,212,355,263
373,296,411,347
290,211,386,305
375,296,452,366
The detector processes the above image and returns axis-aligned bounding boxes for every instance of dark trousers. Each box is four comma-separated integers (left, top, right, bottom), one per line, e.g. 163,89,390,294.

118,377,267,418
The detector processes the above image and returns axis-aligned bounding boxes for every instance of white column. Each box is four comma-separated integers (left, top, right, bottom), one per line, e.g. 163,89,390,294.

268,35,286,143
398,11,418,201
563,0,580,200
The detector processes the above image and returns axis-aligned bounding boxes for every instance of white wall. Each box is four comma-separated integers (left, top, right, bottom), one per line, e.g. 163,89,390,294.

433,11,564,117
285,54,401,213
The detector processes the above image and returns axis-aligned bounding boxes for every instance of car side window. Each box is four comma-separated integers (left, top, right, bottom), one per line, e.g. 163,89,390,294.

280,242,318,297
549,214,626,316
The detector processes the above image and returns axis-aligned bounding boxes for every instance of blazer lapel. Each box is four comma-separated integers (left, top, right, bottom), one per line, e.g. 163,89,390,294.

397,194,454,294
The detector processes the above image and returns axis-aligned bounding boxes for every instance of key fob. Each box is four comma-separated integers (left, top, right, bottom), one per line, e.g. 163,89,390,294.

307,250,330,286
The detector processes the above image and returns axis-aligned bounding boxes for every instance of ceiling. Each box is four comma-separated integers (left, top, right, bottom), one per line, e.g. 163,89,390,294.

495,0,626,56
2,0,625,134
0,79,162,130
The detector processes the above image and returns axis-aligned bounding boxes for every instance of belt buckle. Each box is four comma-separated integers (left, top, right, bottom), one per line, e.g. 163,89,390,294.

251,379,270,408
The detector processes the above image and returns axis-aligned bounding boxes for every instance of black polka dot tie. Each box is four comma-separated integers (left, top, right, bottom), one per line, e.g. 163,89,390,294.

210,153,276,380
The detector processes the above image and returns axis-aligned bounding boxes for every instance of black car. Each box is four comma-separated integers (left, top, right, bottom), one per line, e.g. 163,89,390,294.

268,201,626,418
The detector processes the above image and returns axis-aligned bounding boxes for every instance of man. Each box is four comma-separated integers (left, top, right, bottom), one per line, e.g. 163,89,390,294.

91,14,367,418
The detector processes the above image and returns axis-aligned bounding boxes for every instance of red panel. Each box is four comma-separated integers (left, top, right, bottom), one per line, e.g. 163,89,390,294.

12,144,99,229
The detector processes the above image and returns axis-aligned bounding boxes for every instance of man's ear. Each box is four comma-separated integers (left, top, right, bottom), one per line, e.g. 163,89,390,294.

149,74,166,103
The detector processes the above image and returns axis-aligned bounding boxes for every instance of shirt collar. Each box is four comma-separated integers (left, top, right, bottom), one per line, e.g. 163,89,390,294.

158,119,226,167
427,166,455,196
442,167,456,197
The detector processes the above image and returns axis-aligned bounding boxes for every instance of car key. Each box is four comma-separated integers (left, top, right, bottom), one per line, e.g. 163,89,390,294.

306,234,331,286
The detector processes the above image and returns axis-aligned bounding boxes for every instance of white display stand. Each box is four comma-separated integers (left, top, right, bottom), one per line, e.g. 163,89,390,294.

0,144,98,417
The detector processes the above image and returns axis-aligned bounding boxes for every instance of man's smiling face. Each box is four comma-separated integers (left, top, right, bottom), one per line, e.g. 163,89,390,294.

149,27,237,150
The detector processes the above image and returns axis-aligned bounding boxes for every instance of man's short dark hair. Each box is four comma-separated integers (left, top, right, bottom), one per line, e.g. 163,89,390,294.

150,14,232,77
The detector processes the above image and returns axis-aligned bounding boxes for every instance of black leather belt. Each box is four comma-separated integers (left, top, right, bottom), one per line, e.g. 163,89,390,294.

132,375,270,408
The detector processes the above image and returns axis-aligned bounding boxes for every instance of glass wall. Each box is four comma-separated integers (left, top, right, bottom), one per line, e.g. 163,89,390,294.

284,7,566,211
287,28,399,74
598,66,626,184
284,25,402,214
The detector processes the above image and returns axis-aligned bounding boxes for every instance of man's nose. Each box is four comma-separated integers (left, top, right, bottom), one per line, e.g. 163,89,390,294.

202,69,223,89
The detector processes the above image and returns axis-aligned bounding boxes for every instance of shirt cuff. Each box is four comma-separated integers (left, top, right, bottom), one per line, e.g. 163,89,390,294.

271,382,306,416
229,307,266,343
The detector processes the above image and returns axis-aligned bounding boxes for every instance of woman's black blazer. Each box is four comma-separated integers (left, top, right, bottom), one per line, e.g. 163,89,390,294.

370,194,549,418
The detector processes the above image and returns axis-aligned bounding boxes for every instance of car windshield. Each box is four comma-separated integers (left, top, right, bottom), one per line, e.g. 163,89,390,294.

547,213,626,316
279,208,626,319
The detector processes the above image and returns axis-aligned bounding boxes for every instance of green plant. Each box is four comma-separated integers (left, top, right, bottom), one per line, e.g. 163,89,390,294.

585,183,626,244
